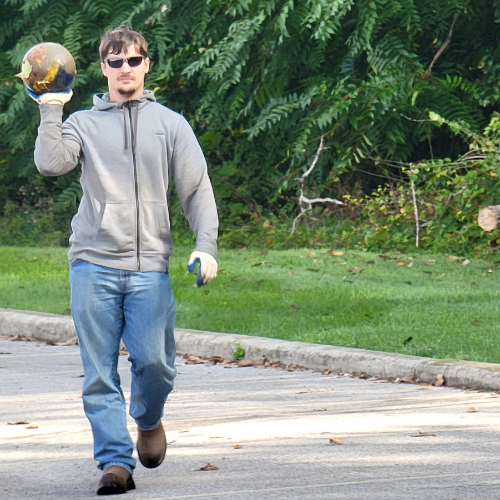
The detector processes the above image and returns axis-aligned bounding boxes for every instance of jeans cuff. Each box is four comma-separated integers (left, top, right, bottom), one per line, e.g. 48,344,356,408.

102,462,134,475
137,418,162,432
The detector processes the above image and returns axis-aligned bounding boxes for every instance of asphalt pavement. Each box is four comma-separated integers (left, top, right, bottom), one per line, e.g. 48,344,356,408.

2,337,500,499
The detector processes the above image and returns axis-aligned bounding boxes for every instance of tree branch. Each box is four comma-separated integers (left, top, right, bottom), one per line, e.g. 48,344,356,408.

410,177,420,248
292,135,344,233
423,15,459,78
211,173,260,213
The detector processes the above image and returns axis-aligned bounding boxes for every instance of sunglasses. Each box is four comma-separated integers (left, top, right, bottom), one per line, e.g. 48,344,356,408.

105,56,145,69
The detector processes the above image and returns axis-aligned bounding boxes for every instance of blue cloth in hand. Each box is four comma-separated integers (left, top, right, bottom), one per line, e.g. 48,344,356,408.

187,258,205,288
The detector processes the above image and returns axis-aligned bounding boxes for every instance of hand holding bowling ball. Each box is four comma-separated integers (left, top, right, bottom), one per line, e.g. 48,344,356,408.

16,42,76,105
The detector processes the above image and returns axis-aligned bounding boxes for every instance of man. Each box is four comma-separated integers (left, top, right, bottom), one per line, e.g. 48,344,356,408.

31,28,218,495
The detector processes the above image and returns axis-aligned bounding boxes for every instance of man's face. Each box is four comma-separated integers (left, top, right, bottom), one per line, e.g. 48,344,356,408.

101,44,150,102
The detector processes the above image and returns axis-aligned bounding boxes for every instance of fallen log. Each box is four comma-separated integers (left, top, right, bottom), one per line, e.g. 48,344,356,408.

478,205,500,231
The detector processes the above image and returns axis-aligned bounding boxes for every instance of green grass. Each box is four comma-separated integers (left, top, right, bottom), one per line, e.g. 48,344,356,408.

0,246,499,363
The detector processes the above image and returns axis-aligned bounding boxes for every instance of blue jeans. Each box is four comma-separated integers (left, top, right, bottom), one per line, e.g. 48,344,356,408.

69,260,177,474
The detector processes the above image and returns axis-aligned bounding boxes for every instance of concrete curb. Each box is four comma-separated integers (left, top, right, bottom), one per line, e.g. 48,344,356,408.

2,307,500,391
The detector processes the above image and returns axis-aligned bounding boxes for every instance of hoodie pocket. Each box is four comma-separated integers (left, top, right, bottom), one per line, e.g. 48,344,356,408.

140,202,171,253
96,202,136,252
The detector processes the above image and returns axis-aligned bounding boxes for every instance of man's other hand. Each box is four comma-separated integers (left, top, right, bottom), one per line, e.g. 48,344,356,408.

187,251,218,287
26,88,73,105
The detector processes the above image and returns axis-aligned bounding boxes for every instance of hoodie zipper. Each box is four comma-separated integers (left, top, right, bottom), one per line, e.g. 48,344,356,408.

127,102,141,271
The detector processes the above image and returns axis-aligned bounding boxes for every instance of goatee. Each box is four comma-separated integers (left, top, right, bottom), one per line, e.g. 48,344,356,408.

118,88,137,98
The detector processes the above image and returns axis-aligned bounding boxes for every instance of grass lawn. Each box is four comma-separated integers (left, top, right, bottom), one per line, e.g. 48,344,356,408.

0,246,499,363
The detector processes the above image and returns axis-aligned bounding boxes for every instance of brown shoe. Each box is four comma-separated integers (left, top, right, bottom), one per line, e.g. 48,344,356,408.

97,465,135,496
137,422,167,468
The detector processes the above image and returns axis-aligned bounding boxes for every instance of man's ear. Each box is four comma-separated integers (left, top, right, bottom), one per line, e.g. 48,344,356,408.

144,57,150,74
101,61,108,78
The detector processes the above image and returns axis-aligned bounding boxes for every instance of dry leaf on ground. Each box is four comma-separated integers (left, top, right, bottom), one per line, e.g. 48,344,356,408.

57,336,78,346
321,369,331,375
198,462,219,471
412,431,436,437
329,438,344,445
8,421,30,425
399,374,414,383
26,424,38,429
186,356,203,365
348,267,363,274
238,359,254,367
446,255,464,261
463,259,470,266
11,335,23,342
209,355,224,364
467,407,478,413
491,392,500,398
434,374,445,387
233,445,243,449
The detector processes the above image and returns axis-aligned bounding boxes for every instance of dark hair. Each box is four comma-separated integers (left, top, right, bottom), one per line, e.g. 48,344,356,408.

99,27,148,61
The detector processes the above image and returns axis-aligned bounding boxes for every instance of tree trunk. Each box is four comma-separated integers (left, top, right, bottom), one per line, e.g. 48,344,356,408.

478,205,500,231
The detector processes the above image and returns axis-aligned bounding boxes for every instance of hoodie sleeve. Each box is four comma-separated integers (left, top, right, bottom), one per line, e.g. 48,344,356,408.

171,117,219,260
34,104,82,176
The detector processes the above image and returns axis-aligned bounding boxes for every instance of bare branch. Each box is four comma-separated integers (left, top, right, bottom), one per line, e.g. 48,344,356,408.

410,177,420,248
300,196,344,206
423,15,459,78
211,173,259,213
302,135,325,180
292,135,344,233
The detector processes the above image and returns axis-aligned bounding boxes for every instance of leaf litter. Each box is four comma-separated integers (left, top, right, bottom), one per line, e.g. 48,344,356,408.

197,462,219,471
412,431,436,437
329,438,344,445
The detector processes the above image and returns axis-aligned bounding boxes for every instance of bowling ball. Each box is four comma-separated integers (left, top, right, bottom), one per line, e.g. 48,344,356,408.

16,42,76,95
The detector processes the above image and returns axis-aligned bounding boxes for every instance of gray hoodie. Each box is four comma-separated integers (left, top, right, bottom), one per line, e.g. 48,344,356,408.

35,91,218,272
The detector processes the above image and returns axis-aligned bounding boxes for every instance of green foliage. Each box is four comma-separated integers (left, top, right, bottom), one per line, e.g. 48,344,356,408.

1,0,500,248
232,342,245,361
343,113,500,254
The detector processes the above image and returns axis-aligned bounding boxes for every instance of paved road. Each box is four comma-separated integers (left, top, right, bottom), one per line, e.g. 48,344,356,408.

2,337,500,499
